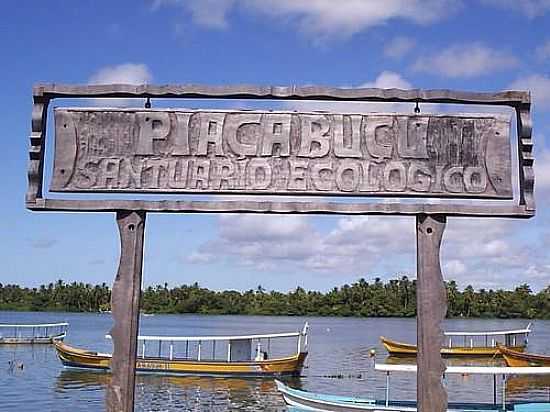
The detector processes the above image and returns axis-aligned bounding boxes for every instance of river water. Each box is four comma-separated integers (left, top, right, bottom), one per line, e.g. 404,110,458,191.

0,312,549,411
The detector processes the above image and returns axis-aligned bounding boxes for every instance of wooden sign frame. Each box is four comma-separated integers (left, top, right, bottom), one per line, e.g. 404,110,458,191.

27,84,534,217
26,84,535,412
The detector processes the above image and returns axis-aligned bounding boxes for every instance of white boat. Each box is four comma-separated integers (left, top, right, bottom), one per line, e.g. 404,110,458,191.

0,322,68,344
276,362,550,411
55,323,309,377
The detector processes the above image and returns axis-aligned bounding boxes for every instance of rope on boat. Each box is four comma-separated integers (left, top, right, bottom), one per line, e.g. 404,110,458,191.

302,372,369,380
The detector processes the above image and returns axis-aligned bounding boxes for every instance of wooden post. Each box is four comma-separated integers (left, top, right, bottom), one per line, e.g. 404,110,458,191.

416,214,447,412
107,210,146,412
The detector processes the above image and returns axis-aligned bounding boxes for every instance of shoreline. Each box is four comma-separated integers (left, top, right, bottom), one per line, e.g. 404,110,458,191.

0,308,544,321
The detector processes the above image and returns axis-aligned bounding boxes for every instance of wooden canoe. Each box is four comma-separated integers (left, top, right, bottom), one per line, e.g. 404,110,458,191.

53,340,307,377
499,345,550,367
380,336,526,357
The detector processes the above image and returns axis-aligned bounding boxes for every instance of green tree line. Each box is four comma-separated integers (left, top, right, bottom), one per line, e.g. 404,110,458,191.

0,277,549,319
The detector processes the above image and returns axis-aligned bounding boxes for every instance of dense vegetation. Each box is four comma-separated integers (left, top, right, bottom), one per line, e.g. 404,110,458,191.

1,277,549,319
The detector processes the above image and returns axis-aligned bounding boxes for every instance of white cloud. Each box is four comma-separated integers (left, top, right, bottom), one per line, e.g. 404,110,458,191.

444,259,466,277
88,63,153,107
155,0,461,40
535,40,550,60
508,74,550,108
187,212,549,290
219,214,311,242
413,43,518,78
384,36,416,59
89,63,152,85
189,215,414,273
525,264,550,280
439,218,537,288
360,71,412,90
534,149,550,193
481,0,550,18
180,0,234,29
187,251,215,264
285,71,420,113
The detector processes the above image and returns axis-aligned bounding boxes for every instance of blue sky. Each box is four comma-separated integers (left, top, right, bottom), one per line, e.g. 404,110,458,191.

2,0,550,292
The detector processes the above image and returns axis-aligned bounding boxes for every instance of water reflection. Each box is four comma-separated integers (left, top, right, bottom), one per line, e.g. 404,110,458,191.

1,313,550,411
55,369,110,392
55,369,288,411
506,375,550,399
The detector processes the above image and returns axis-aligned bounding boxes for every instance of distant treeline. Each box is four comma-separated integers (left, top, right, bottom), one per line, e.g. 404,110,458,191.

0,277,549,319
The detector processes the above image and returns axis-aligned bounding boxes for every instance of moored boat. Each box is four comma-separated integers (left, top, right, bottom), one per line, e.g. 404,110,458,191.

54,323,308,377
276,362,550,411
0,322,68,344
381,324,531,357
499,345,550,367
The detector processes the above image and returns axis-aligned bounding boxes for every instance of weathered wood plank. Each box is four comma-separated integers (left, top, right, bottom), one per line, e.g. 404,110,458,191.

107,211,146,412
416,214,447,412
516,104,535,211
26,99,49,203
33,83,530,105
50,109,513,200
26,198,535,218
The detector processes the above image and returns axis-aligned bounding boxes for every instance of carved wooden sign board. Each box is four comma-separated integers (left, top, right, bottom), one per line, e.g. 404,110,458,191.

26,85,535,412
26,85,535,217
51,109,512,200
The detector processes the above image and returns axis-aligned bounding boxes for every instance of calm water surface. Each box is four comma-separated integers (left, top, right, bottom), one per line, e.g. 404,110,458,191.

0,312,549,411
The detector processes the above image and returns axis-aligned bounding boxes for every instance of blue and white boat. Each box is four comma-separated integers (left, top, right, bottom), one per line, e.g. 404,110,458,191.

276,363,550,412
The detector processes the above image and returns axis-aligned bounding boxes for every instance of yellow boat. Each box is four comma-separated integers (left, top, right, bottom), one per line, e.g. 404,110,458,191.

499,344,550,367
54,323,309,377
381,323,531,357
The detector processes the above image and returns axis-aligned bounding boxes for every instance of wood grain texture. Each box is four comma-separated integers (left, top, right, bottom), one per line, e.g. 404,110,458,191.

50,109,513,200
33,83,530,105
107,211,146,412
416,214,448,412
26,98,49,204
26,198,535,217
516,104,535,212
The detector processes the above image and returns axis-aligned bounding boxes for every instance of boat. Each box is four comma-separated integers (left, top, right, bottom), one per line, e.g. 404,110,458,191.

381,324,531,357
276,362,550,411
54,323,308,377
0,322,68,344
498,345,550,367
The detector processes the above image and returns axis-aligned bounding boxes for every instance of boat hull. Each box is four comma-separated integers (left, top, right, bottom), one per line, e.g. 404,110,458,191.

54,341,306,377
499,345,550,367
380,336,525,357
0,334,65,345
276,380,550,412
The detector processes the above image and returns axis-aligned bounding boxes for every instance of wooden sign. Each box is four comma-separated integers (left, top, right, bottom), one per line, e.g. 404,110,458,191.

26,85,535,412
51,109,512,199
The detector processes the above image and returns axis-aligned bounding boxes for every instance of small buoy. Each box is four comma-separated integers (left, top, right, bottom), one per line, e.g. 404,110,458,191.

368,349,376,357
